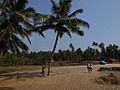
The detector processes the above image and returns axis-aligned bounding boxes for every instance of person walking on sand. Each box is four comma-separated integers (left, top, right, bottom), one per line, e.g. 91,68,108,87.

87,63,92,72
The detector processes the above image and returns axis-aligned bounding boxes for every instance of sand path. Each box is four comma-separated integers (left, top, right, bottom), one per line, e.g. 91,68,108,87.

0,64,120,90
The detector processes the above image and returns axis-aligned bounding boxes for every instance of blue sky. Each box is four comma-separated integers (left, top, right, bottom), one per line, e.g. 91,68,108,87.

26,0,120,52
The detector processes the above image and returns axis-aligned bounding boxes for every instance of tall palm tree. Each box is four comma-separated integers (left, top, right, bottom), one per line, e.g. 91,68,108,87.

69,43,74,61
69,43,75,52
35,0,89,76
92,41,98,47
92,41,98,60
99,42,105,58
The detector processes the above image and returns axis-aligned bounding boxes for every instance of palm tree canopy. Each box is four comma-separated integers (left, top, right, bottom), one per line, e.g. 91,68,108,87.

99,42,105,48
69,43,74,52
35,0,89,39
92,41,98,46
0,0,42,53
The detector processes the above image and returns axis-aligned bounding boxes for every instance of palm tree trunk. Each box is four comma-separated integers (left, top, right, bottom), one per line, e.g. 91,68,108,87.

47,32,59,76
0,51,3,65
12,53,16,66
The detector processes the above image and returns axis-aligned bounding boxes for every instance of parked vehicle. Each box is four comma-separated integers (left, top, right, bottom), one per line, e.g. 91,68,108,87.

99,58,107,65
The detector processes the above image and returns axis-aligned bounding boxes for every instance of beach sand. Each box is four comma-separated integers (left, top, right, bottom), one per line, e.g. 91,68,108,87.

0,64,120,90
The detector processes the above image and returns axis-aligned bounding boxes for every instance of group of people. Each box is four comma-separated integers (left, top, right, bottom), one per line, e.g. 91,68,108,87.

87,63,93,72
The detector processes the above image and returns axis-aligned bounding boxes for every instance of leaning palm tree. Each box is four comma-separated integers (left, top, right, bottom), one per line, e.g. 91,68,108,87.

35,0,89,76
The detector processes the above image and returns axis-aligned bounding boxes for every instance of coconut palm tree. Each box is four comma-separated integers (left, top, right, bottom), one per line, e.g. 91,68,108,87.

92,41,98,47
35,0,89,76
92,41,99,60
99,42,105,58
69,43,75,61
69,43,75,52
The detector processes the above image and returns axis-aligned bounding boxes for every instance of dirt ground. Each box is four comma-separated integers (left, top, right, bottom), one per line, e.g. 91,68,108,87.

0,64,120,90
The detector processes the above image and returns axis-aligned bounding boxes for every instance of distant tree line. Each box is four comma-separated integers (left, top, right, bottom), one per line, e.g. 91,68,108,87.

0,43,120,66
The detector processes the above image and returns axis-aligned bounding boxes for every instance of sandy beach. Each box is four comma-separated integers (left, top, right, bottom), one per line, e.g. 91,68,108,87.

0,64,120,90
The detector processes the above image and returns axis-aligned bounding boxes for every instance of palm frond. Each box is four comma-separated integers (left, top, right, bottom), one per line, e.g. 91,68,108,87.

11,34,29,52
59,0,72,14
42,14,56,24
16,25,31,44
34,24,55,32
69,9,83,18
76,18,89,28
22,7,36,18
33,13,45,25
28,24,55,38
69,26,84,36
34,14,56,26
1,30,29,53
13,0,28,11
15,12,29,22
75,30,84,36
58,26,71,38
65,18,89,29
14,12,34,29
59,18,77,29
50,0,59,15
23,7,35,13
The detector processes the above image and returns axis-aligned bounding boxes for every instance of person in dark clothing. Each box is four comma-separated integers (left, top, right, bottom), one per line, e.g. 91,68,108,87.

42,66,45,77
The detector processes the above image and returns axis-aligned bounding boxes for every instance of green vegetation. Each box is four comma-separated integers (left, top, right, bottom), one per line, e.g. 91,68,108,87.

0,43,120,67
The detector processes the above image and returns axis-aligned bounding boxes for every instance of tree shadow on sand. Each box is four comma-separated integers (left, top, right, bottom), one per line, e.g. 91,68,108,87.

0,72,44,80
0,87,14,90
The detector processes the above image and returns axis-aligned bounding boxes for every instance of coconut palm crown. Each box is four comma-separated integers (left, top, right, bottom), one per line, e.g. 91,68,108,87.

35,0,89,52
0,0,42,54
